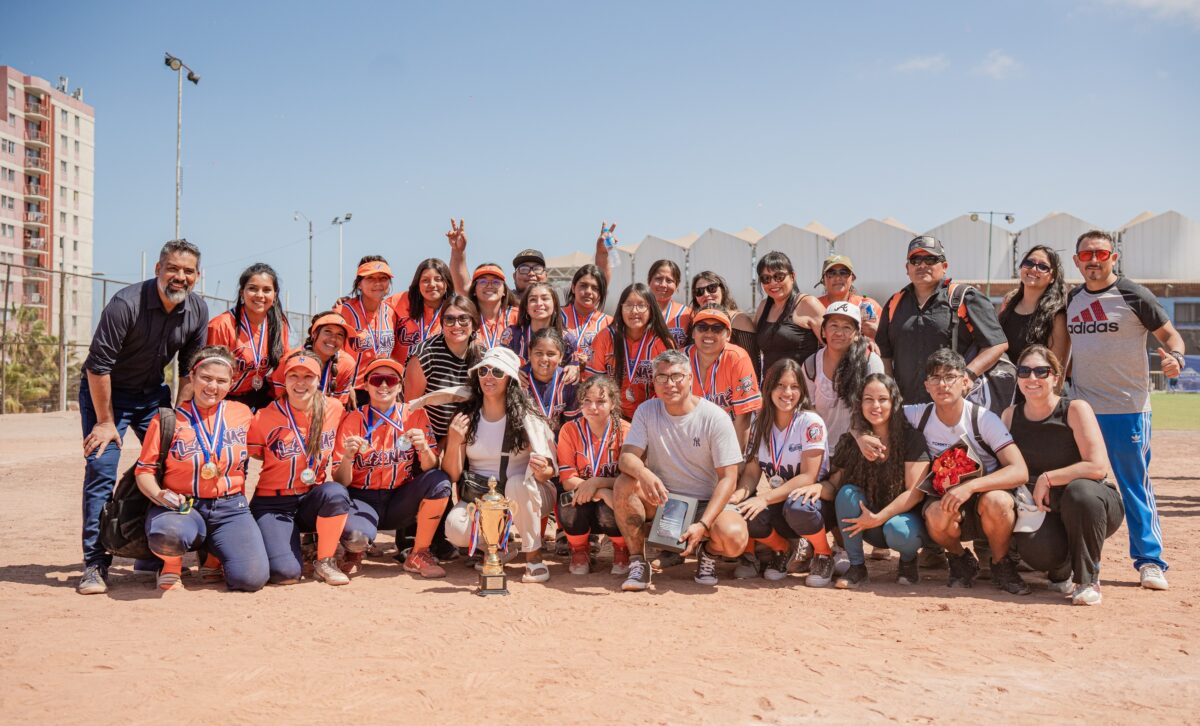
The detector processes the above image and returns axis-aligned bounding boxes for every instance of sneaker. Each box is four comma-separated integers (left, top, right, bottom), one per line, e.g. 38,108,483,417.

919,546,948,569
832,547,851,576
896,557,919,586
622,556,651,592
313,557,350,586
990,556,1031,596
694,546,719,586
522,561,551,583
653,550,684,569
568,547,591,576
1048,577,1075,595
869,546,894,561
552,532,570,557
787,538,813,574
1072,582,1103,606
835,563,869,589
474,547,518,571
432,539,460,563
733,553,760,579
806,554,835,587
1139,564,1169,591
157,570,182,591
947,549,979,588
339,550,365,575
76,564,108,595
403,549,447,578
611,544,631,576
198,563,224,583
764,547,793,581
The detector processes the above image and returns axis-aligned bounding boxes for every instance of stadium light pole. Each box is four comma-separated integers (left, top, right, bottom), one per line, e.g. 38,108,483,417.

969,211,1015,298
163,53,200,238
332,213,353,295
294,211,314,317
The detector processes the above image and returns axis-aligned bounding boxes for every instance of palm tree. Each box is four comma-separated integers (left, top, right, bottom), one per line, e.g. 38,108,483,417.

1,305,61,413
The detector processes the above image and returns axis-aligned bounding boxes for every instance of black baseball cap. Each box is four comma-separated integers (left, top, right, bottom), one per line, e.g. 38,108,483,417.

512,249,545,267
907,236,945,258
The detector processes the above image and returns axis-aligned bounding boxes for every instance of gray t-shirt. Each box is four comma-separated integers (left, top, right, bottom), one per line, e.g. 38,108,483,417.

626,397,743,499
1066,277,1169,415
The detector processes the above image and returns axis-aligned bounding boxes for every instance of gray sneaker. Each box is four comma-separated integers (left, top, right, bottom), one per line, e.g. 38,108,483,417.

313,557,350,586
787,538,813,574
733,553,760,579
76,564,108,595
805,554,835,588
1072,582,1103,606
621,557,652,592
694,546,719,586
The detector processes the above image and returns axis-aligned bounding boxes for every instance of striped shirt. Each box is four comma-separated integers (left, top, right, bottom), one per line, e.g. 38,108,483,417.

411,333,473,442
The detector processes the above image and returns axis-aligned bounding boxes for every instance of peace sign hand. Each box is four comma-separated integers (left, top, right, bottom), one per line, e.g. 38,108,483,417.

598,221,618,249
446,218,467,252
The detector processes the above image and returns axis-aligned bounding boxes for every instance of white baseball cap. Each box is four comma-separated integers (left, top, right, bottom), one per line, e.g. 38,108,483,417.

823,300,861,328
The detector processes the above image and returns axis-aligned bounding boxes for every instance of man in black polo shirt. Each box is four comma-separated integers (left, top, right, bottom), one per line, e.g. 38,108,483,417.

877,236,1009,406
76,239,208,594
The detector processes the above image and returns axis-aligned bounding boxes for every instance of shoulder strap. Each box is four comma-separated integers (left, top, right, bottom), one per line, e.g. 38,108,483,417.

916,403,934,433
803,353,817,382
886,290,904,325
968,403,997,461
497,415,510,487
156,407,176,483
947,283,973,351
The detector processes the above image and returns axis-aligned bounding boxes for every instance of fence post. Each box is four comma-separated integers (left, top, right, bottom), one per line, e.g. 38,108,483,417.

1,263,10,415
58,267,67,412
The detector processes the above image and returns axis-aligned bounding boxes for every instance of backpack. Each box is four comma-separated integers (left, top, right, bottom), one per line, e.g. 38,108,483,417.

915,401,997,469
886,282,1016,416
99,408,175,560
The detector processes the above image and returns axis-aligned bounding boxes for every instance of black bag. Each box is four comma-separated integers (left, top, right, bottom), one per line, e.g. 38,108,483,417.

948,284,1017,416
99,408,175,560
457,453,509,504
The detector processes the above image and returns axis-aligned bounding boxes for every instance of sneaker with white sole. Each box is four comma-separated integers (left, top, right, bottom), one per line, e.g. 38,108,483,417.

694,546,719,586
787,538,813,574
764,547,793,581
1048,577,1075,595
1139,564,1169,591
611,545,631,576
313,557,350,586
76,564,108,595
622,556,651,591
1072,582,1103,606
832,547,851,577
156,570,182,591
733,553,760,579
568,547,591,576
806,554,835,587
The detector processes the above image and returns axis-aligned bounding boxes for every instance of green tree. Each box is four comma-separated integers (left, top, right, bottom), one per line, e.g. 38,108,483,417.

1,305,62,413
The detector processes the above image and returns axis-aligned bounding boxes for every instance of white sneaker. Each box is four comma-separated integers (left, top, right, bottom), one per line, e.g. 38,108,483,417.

1048,577,1075,595
1072,582,1103,606
832,547,851,577
1139,564,1169,590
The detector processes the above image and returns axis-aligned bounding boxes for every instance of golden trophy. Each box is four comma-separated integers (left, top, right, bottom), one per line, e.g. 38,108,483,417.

465,477,514,596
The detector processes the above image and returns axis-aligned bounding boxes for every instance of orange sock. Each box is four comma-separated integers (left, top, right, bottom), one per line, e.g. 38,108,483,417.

540,515,549,540
315,514,349,559
742,539,757,555
758,531,790,554
803,529,833,556
202,553,221,569
158,555,183,576
566,533,589,551
610,536,627,551
414,497,449,551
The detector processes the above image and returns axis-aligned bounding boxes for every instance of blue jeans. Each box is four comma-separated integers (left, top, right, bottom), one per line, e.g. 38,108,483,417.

251,482,352,583
835,485,928,566
1095,412,1165,570
80,378,172,569
145,493,269,592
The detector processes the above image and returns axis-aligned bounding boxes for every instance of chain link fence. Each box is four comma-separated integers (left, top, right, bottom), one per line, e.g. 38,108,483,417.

0,261,312,414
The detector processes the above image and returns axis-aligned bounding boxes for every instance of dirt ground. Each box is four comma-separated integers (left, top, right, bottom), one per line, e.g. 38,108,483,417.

0,411,1197,724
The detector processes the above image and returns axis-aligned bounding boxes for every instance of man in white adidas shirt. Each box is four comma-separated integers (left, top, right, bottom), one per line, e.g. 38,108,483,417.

1068,230,1185,591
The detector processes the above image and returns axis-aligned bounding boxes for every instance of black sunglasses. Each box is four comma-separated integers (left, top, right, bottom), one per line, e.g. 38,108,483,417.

694,282,721,297
1016,365,1053,379
1020,259,1052,274
693,321,728,334
908,255,944,267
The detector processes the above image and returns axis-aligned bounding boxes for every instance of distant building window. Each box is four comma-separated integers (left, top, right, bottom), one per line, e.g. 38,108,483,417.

60,109,67,124
74,140,79,156
74,115,80,133
1176,302,1200,325
73,239,78,252
6,85,15,101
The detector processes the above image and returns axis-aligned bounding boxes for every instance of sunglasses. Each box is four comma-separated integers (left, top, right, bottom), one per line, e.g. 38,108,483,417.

759,271,789,285
693,321,728,334
1020,259,1053,273
908,255,944,267
824,268,852,278
367,374,400,388
443,314,473,328
693,282,722,297
1077,249,1113,262
475,365,508,379
1016,365,1053,379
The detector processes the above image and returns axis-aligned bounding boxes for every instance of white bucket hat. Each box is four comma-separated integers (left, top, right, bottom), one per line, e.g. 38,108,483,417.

467,346,522,382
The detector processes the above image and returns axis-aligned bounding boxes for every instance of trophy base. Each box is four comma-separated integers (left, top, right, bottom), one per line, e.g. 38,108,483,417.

476,572,508,596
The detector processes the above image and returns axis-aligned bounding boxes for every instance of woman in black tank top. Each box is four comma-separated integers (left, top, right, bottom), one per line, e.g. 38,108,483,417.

998,245,1069,365
754,251,823,375
1002,345,1123,606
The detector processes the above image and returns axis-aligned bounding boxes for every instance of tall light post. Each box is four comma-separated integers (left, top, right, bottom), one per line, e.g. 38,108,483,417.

163,53,199,239
294,211,314,318
332,213,353,295
969,211,1015,298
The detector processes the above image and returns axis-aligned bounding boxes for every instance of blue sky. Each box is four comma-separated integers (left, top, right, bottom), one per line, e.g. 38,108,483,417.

5,1,1199,311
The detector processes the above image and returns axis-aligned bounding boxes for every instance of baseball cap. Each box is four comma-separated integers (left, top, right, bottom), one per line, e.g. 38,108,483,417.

907,236,945,259
691,307,731,329
280,352,322,378
472,264,508,284
823,300,861,328
816,254,855,286
512,249,546,268
356,260,394,278
362,357,405,378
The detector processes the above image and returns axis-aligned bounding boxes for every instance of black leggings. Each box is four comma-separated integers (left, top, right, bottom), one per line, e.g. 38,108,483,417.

1015,479,1124,586
555,483,621,537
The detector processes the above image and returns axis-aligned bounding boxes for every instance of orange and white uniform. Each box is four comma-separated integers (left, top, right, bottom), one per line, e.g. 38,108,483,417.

333,404,438,490
388,292,445,368
560,304,612,363
205,311,291,397
247,397,345,496
685,343,762,417
585,327,671,419
268,349,356,406
335,295,400,389
477,305,519,350
136,401,254,498
660,300,692,349
557,418,630,481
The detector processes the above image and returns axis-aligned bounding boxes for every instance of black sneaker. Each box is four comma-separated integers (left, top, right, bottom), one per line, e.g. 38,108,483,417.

621,556,652,592
919,545,948,569
946,549,979,588
991,556,1032,595
896,558,919,586
787,538,813,574
432,538,460,563
835,563,868,589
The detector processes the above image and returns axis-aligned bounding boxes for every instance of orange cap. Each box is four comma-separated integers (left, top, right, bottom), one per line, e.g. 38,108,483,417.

691,308,731,329
471,264,507,284
356,260,393,278
362,357,405,378
309,312,355,340
281,353,322,378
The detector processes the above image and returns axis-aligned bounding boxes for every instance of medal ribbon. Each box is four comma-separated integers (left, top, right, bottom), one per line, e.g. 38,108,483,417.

769,412,800,475
319,357,333,393
622,331,652,387
238,312,266,373
565,305,600,338
579,419,612,478
365,404,406,448
183,401,227,472
278,400,317,473
528,367,562,419
349,297,386,355
690,347,721,399
480,306,511,349
418,305,443,343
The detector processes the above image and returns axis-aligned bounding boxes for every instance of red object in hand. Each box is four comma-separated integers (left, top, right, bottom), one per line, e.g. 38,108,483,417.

931,445,980,496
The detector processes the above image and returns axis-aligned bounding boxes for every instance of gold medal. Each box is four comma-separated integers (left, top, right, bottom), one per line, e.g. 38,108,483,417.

201,462,220,480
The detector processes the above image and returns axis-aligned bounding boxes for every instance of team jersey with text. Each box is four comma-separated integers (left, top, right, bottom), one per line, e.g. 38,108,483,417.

247,397,344,495
557,418,630,480
661,300,692,349
476,306,519,350
685,343,762,417
560,305,612,364
387,292,445,368
521,367,580,433
136,401,254,498
205,311,291,397
332,404,437,490
753,410,829,484
334,296,400,389
585,327,671,419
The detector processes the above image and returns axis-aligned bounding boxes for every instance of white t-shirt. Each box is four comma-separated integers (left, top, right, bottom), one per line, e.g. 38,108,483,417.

806,349,884,445
626,397,743,499
466,413,531,484
902,400,1013,474
754,410,829,484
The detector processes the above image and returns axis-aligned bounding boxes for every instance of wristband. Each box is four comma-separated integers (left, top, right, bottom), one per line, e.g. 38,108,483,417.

697,520,711,533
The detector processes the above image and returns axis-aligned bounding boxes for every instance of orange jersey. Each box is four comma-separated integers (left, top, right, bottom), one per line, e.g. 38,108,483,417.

476,305,519,350
557,418,630,481
269,349,356,405
333,404,437,490
334,296,401,389
247,397,345,496
560,304,612,363
205,310,291,396
136,401,253,498
585,327,670,419
686,343,762,416
387,291,445,367
660,300,692,349
818,292,881,336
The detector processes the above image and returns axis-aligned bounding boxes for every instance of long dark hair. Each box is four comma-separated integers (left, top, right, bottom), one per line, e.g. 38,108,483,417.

348,255,390,298
748,358,814,459
820,315,871,408
691,271,739,312
407,258,453,322
233,263,285,370
848,373,907,505
438,293,483,365
756,250,798,313
1000,245,1066,349
516,281,565,331
566,264,608,311
462,369,543,454
611,283,675,384
279,349,326,463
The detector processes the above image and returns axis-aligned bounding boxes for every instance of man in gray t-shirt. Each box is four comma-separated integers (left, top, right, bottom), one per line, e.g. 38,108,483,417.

615,350,748,591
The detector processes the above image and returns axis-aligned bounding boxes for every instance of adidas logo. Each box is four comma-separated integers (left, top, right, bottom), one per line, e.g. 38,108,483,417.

1068,300,1120,334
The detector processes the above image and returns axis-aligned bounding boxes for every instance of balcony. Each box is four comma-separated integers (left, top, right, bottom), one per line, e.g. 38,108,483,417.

23,266,50,281
22,211,48,228
24,184,47,199
23,155,49,173
25,292,46,307
24,129,49,148
23,234,47,252
25,100,49,118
